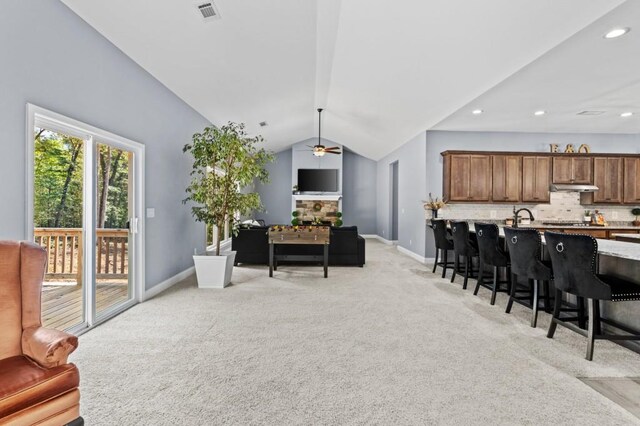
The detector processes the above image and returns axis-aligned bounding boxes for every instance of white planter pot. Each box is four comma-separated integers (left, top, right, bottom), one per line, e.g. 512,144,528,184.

193,251,236,288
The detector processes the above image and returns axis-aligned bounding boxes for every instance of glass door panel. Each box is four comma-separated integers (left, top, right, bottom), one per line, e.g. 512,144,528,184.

33,127,86,330
95,143,134,316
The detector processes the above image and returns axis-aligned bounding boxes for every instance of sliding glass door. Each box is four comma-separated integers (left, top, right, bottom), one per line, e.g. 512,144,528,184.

30,105,144,334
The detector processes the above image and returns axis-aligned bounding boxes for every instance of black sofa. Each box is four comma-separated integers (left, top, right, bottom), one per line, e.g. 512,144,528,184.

232,225,365,267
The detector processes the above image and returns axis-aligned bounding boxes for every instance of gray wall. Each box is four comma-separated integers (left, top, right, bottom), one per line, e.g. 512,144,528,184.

0,0,210,290
342,149,377,234
376,132,428,257
423,130,640,256
255,149,292,225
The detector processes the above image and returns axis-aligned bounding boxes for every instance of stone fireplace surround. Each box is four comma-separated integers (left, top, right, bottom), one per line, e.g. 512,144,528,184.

293,194,342,224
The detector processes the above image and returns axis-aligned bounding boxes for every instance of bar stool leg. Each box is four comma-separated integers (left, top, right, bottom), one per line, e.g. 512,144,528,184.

595,300,602,335
505,273,517,314
474,261,484,296
463,256,470,290
586,298,596,361
432,249,439,274
577,297,586,329
442,250,449,279
531,279,539,328
543,281,551,313
490,266,499,305
450,253,457,283
547,289,563,338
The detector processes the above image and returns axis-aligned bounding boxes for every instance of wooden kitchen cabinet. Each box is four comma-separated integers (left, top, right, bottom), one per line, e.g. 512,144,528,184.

624,157,640,204
492,155,521,202
445,154,491,202
522,156,551,203
552,157,592,184
592,157,623,203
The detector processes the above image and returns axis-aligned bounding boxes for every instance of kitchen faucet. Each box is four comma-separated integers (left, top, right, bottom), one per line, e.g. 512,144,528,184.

512,206,535,228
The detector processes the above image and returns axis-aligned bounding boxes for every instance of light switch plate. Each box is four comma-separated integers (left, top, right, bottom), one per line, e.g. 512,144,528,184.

490,210,497,219
146,208,155,218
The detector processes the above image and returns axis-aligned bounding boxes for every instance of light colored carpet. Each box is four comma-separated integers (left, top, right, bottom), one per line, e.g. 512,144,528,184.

74,240,640,425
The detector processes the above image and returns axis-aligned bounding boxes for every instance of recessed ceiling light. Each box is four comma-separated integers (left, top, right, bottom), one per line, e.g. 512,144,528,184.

604,27,630,39
534,110,546,116
472,109,483,115
621,112,633,118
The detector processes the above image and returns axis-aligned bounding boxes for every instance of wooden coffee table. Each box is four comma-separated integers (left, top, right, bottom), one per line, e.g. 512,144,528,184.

268,226,331,278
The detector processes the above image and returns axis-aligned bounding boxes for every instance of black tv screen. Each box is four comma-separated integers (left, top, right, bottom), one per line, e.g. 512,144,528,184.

297,169,338,192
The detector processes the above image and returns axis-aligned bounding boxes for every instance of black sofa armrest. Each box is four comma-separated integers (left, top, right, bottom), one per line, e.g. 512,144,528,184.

357,235,365,266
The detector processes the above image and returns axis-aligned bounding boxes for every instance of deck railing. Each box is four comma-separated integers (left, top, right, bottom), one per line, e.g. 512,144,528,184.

34,228,129,285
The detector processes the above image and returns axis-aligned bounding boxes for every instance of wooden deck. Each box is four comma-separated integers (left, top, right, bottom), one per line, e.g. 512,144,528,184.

42,282,129,331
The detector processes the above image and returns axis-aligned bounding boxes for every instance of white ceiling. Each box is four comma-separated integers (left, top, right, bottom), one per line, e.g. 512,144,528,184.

60,0,630,159
434,0,640,134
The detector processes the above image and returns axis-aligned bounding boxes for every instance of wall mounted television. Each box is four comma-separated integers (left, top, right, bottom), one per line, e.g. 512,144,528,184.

297,169,339,192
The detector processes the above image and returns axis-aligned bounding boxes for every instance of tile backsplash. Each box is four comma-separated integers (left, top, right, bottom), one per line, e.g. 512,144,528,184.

433,192,636,223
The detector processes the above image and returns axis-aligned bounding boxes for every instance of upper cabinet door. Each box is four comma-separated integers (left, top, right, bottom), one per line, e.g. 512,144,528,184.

492,155,521,202
469,155,492,201
592,157,623,203
552,157,592,184
624,158,640,204
447,154,491,201
522,156,551,203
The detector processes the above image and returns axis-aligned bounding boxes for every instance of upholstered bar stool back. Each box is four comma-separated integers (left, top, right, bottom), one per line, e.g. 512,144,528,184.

473,223,511,305
545,231,640,360
449,221,479,289
430,220,454,277
503,227,552,327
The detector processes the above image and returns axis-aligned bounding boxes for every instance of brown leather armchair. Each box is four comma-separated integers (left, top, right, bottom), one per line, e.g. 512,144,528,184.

0,241,82,425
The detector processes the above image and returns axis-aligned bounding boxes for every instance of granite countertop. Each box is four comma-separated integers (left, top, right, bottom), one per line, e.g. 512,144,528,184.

465,225,640,262
427,219,639,230
611,233,640,240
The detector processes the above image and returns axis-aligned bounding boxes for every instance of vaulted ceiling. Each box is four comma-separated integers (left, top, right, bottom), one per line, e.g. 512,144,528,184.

61,0,634,159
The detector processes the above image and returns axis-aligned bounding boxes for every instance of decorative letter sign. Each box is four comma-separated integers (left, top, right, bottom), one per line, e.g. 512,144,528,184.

550,143,591,153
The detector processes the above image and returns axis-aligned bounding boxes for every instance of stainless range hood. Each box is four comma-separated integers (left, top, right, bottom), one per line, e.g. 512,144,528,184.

549,184,599,193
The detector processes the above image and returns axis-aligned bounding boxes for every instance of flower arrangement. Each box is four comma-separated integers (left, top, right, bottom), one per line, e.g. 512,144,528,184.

425,193,446,210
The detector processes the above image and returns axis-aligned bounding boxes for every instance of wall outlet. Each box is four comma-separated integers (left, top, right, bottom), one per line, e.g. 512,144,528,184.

146,208,155,218
409,239,412,245
402,208,405,214
611,211,618,220
490,210,497,219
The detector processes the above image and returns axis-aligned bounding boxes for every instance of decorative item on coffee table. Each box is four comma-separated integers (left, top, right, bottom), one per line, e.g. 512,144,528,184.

268,225,331,278
632,208,640,227
291,210,300,226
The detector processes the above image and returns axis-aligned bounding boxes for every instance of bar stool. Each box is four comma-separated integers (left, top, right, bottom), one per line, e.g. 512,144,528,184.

449,221,479,289
545,231,640,361
503,227,552,327
473,223,511,305
430,219,455,278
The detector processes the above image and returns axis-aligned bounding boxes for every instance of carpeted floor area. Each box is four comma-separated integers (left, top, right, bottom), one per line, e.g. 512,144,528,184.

75,240,640,425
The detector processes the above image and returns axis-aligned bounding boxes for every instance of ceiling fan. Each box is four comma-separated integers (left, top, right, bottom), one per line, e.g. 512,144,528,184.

308,108,341,157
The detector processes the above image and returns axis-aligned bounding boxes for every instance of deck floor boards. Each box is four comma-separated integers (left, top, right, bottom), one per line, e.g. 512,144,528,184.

42,283,129,330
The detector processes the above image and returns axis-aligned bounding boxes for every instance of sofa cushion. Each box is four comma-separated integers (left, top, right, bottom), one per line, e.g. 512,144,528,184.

0,356,79,418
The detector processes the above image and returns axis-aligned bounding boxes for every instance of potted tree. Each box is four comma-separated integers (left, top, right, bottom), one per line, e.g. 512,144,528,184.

183,122,273,288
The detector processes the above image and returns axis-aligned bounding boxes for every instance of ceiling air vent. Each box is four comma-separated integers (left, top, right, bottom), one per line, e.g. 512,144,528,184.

259,121,268,127
577,110,605,116
196,2,220,21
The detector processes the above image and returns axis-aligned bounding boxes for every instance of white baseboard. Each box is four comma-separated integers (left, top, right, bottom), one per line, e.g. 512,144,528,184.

396,245,430,264
362,234,396,245
143,266,195,301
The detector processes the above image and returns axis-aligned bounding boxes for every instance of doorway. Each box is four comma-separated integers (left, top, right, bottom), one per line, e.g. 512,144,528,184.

389,161,399,241
27,105,144,335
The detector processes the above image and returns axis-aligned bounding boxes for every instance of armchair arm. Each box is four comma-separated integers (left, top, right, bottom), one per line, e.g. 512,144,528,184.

22,326,78,368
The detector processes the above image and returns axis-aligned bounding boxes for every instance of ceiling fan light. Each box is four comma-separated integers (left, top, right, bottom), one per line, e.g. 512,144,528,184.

313,150,325,157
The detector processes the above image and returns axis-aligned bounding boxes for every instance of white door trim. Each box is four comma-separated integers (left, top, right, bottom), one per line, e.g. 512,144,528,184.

25,104,146,331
